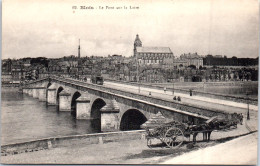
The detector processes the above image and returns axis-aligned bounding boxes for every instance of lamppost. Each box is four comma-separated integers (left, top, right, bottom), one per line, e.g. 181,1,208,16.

246,92,250,120
190,88,193,96
77,39,80,80
172,80,174,95
172,55,175,96
203,79,205,91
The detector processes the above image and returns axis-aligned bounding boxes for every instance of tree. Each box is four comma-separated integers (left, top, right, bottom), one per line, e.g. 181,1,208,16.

188,65,196,69
234,73,237,80
67,66,71,74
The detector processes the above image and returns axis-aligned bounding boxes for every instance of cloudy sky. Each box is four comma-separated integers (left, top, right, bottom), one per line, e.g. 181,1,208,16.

2,0,259,59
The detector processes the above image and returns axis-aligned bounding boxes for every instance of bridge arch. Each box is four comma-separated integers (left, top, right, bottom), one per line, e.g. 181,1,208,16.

90,98,106,131
56,86,64,105
120,109,147,131
46,82,52,88
71,91,81,117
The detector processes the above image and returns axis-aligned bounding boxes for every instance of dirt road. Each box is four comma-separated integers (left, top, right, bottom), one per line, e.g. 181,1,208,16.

162,132,258,165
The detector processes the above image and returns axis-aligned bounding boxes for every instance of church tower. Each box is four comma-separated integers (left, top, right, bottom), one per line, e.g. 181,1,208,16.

134,34,142,56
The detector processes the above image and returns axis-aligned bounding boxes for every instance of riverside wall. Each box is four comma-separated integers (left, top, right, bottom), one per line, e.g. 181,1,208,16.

1,130,146,156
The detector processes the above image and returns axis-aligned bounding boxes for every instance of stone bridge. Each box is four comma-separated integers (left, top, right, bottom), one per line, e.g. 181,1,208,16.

22,76,227,132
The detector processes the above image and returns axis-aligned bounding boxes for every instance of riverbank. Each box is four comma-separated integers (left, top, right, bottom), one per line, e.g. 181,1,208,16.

1,117,257,164
1,130,146,156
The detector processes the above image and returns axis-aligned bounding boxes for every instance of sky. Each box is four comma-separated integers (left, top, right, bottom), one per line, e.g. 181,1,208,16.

2,0,259,59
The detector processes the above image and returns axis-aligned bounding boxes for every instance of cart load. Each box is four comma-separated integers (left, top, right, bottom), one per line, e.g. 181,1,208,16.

143,111,243,149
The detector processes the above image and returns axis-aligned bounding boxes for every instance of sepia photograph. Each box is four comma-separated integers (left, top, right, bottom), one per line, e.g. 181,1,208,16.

1,0,259,164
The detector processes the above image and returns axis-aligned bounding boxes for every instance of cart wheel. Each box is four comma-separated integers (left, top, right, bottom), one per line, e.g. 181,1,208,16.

164,127,184,148
147,138,152,148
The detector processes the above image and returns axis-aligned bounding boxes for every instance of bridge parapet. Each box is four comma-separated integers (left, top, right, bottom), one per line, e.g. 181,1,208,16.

23,77,50,88
50,76,226,120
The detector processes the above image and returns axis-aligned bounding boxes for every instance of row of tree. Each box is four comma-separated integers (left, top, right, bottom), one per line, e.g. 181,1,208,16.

203,55,258,66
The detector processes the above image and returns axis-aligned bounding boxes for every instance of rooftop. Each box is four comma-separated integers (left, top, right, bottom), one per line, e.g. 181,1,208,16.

136,47,172,53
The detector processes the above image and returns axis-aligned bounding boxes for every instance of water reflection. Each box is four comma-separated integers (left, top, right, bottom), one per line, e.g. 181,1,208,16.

1,88,99,145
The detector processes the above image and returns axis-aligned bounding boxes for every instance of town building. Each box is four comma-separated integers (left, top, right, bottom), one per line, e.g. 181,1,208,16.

11,64,24,83
1,72,12,84
173,58,188,69
2,59,12,72
139,67,164,83
179,52,203,69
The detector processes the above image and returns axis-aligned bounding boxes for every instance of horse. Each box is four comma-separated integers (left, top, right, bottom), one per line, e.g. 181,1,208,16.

186,124,204,143
230,113,243,125
201,123,213,141
178,113,244,145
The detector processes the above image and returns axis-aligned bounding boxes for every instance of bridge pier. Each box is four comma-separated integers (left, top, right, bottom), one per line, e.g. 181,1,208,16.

47,87,56,105
38,87,47,102
76,96,91,119
32,88,39,98
25,89,29,95
22,88,28,95
26,88,30,95
28,88,33,97
59,91,71,111
100,99,120,132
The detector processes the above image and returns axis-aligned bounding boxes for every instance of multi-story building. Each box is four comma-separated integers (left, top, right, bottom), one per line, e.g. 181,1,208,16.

139,67,164,83
2,59,12,72
173,58,188,69
180,52,203,69
11,64,24,83
1,72,12,84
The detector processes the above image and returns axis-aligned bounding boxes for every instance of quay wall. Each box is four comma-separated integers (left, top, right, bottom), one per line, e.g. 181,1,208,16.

1,84,20,88
1,130,146,156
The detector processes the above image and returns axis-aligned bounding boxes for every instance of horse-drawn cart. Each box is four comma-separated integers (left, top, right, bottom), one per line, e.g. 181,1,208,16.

144,112,243,149
146,121,187,148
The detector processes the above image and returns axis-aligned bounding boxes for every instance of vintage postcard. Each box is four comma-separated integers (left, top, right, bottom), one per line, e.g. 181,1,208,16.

1,0,258,164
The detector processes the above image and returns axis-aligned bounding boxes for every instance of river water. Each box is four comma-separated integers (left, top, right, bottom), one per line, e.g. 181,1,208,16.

1,88,99,145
